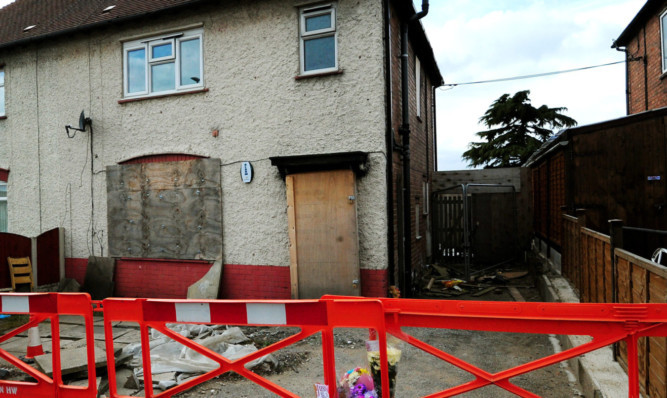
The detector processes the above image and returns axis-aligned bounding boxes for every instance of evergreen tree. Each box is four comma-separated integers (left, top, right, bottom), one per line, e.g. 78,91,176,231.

462,90,577,168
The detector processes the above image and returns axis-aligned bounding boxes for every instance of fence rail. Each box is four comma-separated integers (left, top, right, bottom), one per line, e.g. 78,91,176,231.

561,213,667,398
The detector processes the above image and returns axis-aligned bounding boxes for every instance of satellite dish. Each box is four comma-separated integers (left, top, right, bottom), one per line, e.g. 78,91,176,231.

65,110,92,138
78,111,86,131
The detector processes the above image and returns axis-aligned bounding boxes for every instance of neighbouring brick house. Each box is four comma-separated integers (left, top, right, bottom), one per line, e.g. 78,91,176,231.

0,0,442,299
613,0,667,114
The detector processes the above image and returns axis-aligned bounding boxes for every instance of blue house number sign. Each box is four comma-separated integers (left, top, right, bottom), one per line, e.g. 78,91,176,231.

241,162,253,183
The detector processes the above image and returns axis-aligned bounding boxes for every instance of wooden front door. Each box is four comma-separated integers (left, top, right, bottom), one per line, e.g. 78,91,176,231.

286,170,360,298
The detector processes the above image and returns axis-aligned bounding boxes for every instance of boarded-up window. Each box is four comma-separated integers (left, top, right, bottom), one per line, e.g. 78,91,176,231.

106,158,222,260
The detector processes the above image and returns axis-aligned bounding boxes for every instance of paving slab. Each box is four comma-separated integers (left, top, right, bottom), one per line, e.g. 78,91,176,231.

34,346,107,377
0,337,53,356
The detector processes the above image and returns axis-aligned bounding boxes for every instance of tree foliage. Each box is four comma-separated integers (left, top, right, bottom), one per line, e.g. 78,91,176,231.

462,90,577,168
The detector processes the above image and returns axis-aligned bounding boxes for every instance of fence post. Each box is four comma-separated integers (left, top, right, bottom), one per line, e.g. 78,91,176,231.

608,219,623,304
608,219,624,362
575,209,586,296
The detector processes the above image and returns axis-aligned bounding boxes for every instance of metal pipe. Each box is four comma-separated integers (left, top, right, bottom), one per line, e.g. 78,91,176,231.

383,0,396,287
400,0,429,297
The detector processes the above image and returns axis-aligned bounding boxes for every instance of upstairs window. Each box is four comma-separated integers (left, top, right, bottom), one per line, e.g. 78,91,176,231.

662,10,667,73
300,4,337,75
123,28,203,98
0,69,5,117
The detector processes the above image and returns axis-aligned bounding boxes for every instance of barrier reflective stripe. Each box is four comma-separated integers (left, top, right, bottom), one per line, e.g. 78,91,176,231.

142,300,328,325
0,294,57,314
0,293,96,398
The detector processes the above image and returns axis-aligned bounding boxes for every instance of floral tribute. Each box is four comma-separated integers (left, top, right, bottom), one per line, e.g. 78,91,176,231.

337,367,378,398
366,343,401,398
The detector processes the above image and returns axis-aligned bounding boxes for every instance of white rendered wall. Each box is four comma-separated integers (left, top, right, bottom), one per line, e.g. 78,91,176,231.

0,0,388,270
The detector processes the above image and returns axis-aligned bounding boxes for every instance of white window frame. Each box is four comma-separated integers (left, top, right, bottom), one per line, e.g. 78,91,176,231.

0,68,5,117
299,3,338,76
661,10,667,73
415,57,421,117
123,28,204,98
0,181,7,233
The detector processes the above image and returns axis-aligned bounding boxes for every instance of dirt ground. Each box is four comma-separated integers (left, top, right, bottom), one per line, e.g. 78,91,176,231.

0,264,585,397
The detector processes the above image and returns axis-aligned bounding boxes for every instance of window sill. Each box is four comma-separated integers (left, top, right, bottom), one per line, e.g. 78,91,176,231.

0,116,6,120
660,71,667,81
295,69,343,80
118,88,209,104
416,115,422,123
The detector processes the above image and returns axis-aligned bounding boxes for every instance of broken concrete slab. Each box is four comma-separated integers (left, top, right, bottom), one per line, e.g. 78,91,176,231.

93,326,131,342
0,337,53,356
187,255,222,299
59,315,87,325
34,346,107,377
114,367,139,390
58,278,81,293
82,256,115,300
61,338,125,357
113,329,141,345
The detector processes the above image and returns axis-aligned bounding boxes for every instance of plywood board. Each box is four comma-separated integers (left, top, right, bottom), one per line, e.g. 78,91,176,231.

290,170,360,298
106,159,222,260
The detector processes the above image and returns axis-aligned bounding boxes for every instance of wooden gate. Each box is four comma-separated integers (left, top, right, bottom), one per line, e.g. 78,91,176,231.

286,170,360,299
432,192,465,267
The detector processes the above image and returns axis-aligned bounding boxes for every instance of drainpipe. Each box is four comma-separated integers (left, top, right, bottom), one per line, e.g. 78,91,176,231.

400,0,429,297
383,0,395,287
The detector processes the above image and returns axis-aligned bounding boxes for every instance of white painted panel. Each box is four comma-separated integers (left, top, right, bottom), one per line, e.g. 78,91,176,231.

2,296,30,313
175,302,211,323
246,303,286,325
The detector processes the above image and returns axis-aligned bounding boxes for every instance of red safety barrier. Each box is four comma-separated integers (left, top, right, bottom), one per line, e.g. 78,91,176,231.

101,297,392,398
2,293,667,397
323,295,667,398
0,293,97,398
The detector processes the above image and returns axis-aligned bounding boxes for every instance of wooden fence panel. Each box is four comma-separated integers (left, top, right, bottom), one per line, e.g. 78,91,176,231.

36,228,60,286
649,273,667,398
631,265,649,393
0,233,31,289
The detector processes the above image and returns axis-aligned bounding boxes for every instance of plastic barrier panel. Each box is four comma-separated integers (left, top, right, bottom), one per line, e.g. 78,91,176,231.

101,298,391,398
0,293,97,398
322,296,667,398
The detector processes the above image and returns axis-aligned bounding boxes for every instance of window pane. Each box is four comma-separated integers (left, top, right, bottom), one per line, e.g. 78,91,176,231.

180,38,201,86
151,62,175,92
127,48,146,93
0,183,6,197
0,201,6,233
304,35,335,71
305,13,331,32
0,70,4,85
0,86,4,116
152,43,173,59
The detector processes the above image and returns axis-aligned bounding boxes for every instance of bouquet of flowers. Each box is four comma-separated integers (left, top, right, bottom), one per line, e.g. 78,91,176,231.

366,340,401,398
337,367,378,398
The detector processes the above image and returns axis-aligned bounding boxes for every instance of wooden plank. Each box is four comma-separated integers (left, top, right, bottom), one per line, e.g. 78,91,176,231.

604,240,613,302
596,239,605,303
581,227,611,243
649,274,667,398
616,249,667,280
293,170,360,298
286,175,299,299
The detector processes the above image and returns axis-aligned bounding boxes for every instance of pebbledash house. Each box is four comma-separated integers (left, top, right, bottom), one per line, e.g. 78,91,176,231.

0,0,442,299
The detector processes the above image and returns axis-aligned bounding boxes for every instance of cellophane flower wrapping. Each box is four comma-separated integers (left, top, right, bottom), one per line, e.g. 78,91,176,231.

337,367,378,398
365,339,401,398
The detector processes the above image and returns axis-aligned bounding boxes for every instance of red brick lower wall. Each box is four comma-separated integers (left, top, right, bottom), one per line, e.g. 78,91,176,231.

65,258,389,299
221,264,291,299
360,268,389,297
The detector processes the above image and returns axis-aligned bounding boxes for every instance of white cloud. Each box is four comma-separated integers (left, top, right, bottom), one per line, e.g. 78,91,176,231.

0,0,14,9
421,0,646,170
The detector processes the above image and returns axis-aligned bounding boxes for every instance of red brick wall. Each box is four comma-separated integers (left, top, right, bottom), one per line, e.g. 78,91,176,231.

66,257,212,298
220,264,290,299
360,268,389,297
388,3,437,285
625,6,667,114
66,258,294,299
65,258,387,299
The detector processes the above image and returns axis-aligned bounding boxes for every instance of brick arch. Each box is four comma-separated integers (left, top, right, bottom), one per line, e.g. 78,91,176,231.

119,153,207,165
0,168,8,182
